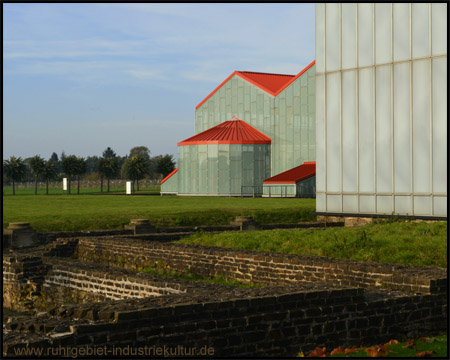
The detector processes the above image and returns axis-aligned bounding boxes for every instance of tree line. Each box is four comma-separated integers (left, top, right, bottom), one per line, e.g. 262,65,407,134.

3,146,176,195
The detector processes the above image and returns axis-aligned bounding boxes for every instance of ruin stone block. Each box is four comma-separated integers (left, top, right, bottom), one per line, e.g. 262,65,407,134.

3,223,37,249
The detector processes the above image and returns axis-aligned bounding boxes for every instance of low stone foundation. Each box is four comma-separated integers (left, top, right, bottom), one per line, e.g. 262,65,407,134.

75,237,447,294
3,227,447,357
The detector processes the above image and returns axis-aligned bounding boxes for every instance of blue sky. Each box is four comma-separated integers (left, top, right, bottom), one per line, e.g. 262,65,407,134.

3,3,315,162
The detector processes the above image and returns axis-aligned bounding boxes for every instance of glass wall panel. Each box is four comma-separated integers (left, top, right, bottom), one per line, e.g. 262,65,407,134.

218,169,230,195
393,3,410,62
326,3,340,72
432,57,447,194
412,3,429,59
376,65,392,193
326,72,341,192
376,196,392,214
161,171,178,193
342,195,358,213
198,170,206,194
358,3,374,67
327,195,341,212
412,59,431,193
315,74,325,193
342,3,357,70
316,193,326,212
375,3,392,64
433,197,447,216
358,67,374,193
359,195,375,213
413,196,431,216
394,196,412,215
342,70,357,192
218,145,229,170
393,62,411,193
431,4,447,56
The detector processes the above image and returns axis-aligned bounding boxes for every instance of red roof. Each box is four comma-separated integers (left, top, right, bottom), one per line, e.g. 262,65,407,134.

237,71,294,94
263,161,316,184
160,168,178,184
178,116,271,146
196,60,315,109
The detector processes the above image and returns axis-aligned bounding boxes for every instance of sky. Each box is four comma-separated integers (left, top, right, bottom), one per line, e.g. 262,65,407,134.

3,3,316,162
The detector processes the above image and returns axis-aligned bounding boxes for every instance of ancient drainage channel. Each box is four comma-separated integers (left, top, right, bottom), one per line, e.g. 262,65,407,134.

2,218,447,357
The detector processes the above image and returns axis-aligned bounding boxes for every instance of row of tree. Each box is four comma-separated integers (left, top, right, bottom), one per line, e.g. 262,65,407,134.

3,146,176,195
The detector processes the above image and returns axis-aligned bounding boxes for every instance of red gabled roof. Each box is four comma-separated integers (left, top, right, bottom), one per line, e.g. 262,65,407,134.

178,116,271,146
237,71,294,94
160,168,178,184
196,60,315,109
263,161,316,184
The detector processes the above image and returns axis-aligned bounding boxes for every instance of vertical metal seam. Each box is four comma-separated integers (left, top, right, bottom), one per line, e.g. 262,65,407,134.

324,4,328,212
373,3,377,214
391,3,395,214
429,4,434,215
340,3,343,212
356,3,360,213
409,3,414,216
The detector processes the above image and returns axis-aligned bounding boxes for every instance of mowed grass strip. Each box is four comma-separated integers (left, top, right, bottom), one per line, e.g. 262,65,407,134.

178,221,447,267
2,195,315,231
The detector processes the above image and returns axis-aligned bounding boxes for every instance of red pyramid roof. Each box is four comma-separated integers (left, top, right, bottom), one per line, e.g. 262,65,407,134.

178,116,271,146
263,161,316,184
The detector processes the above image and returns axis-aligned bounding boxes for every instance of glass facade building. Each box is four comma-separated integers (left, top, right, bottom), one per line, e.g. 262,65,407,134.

315,3,447,217
177,143,270,196
195,63,316,176
174,118,271,197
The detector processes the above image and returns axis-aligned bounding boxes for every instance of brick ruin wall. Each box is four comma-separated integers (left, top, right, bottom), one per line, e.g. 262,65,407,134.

3,235,447,357
75,237,447,294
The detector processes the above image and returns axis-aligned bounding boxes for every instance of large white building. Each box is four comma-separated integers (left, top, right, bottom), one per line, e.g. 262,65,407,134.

315,3,447,218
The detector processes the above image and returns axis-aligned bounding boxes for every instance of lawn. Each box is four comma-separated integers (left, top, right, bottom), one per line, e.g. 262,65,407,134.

2,194,316,231
178,220,448,267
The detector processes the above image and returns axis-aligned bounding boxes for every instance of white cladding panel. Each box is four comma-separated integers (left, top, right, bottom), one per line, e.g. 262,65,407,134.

325,3,340,72
358,67,374,194
375,65,392,193
316,3,447,217
315,74,325,193
375,4,392,64
341,70,357,193
326,72,341,192
341,4,357,70
358,3,374,67
431,4,447,56
432,57,447,194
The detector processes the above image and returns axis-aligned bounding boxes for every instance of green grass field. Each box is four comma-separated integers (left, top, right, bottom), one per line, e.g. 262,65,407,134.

178,220,447,267
2,194,316,231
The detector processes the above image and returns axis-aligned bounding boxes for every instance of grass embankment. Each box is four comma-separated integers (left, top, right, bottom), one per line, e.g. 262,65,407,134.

2,195,315,232
178,220,447,267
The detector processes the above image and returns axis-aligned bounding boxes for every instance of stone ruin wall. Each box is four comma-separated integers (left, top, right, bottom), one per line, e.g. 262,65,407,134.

3,232,448,357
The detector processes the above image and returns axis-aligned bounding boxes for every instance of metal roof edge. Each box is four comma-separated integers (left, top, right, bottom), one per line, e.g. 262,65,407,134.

160,168,178,185
273,60,316,96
